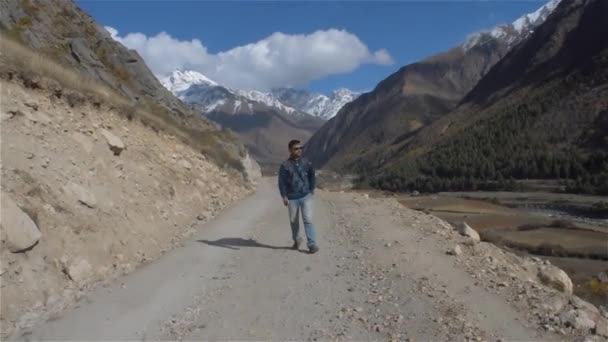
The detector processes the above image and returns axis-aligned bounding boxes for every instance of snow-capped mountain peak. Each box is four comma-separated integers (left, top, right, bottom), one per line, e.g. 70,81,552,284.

159,69,359,119
512,0,560,33
332,88,356,98
234,89,298,114
160,70,218,93
463,0,561,50
331,88,359,103
271,87,361,120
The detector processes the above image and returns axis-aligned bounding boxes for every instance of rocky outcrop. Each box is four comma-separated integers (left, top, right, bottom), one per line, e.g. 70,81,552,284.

0,1,249,182
0,0,199,128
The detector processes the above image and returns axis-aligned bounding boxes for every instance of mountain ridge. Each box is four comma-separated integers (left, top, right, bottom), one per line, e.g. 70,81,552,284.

304,0,563,172
368,0,608,195
160,69,360,120
161,70,325,165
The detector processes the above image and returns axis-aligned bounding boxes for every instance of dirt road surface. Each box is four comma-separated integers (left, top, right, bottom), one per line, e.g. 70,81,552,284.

17,179,550,341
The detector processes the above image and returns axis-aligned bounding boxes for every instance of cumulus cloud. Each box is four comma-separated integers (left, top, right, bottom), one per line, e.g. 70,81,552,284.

105,26,212,77
105,26,393,90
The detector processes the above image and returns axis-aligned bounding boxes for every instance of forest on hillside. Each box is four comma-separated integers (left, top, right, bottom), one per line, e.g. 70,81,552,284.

364,74,608,195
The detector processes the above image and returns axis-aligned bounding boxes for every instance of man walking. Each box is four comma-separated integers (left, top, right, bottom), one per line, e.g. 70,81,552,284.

278,140,318,254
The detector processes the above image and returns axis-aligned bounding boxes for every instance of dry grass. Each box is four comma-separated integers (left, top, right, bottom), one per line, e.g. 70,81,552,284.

5,16,33,42
1,34,125,104
93,46,133,85
0,34,244,173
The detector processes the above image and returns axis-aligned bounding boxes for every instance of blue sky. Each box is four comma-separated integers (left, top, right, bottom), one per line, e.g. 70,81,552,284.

78,1,548,95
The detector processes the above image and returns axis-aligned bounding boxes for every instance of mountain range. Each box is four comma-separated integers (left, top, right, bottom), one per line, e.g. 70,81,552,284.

160,70,360,166
306,0,608,195
7,0,602,193
161,70,360,120
305,0,563,170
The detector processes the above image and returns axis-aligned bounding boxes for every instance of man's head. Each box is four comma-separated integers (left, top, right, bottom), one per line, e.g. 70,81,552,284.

288,139,302,159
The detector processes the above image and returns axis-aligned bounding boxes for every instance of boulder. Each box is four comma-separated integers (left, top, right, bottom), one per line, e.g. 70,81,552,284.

66,259,93,284
561,309,596,332
538,265,573,295
458,222,481,243
240,152,261,185
447,245,463,256
571,296,600,316
0,192,41,252
595,317,608,337
542,295,569,314
64,182,97,208
100,129,125,156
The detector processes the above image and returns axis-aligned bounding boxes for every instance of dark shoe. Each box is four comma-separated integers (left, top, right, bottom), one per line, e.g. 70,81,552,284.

309,245,319,254
292,237,302,250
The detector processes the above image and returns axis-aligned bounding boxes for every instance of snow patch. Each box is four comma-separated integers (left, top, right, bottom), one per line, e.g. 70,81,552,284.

463,0,561,51
161,70,218,94
233,100,242,114
235,89,297,114
272,87,361,120
205,99,225,112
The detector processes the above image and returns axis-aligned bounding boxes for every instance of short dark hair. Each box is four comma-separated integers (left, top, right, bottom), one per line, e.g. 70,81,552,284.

288,140,301,150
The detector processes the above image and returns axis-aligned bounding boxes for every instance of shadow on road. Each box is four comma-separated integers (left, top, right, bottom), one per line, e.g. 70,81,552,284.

197,238,293,251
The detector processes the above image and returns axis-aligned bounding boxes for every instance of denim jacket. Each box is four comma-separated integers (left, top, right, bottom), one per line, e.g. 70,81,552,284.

278,157,315,200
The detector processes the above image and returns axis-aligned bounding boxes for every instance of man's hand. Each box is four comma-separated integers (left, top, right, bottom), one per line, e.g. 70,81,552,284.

282,197,289,206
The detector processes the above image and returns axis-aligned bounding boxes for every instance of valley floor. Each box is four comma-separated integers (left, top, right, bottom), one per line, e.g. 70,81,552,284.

13,180,582,341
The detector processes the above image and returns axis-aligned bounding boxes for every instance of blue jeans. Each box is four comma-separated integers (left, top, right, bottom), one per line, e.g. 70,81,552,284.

287,194,317,248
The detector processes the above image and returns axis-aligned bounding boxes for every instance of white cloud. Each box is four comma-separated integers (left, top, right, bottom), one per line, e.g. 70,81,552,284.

105,26,393,90
105,26,212,77
372,49,393,65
